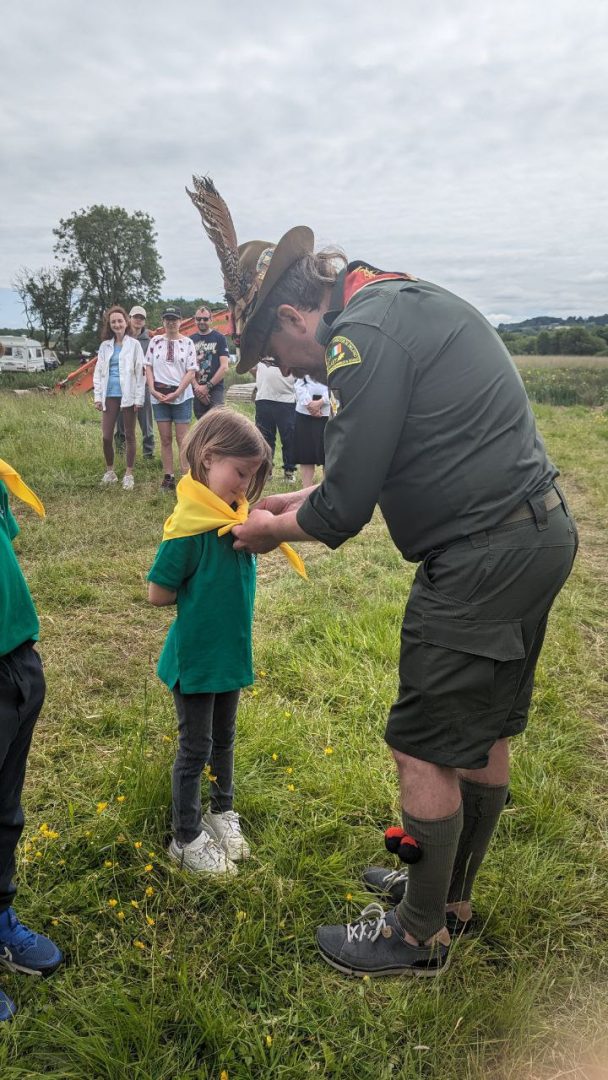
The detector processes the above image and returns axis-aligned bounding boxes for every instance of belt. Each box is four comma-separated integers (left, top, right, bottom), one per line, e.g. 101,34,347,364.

499,485,562,526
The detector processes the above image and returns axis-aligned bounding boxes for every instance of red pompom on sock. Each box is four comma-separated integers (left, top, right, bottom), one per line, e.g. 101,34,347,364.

384,826,423,863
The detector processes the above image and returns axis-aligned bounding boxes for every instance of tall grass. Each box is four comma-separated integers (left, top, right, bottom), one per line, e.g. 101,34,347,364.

0,393,606,1078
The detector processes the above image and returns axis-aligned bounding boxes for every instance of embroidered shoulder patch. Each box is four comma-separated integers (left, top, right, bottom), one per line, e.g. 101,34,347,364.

325,336,362,376
329,389,341,418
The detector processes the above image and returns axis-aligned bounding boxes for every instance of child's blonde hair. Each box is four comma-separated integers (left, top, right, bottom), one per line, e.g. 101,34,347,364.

184,408,272,502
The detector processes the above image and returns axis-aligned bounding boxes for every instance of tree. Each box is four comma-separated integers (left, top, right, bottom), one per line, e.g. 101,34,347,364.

53,205,165,331
13,266,81,354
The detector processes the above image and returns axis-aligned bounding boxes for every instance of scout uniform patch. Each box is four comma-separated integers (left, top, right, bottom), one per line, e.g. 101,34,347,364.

325,336,362,377
329,389,341,418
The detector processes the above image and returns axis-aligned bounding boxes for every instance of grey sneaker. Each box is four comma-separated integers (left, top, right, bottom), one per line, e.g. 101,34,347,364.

122,473,135,491
168,830,237,876
101,469,118,485
202,810,251,862
362,867,477,939
316,903,449,978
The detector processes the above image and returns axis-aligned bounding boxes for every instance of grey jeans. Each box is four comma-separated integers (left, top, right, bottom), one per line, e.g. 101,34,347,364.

171,686,240,844
115,385,155,456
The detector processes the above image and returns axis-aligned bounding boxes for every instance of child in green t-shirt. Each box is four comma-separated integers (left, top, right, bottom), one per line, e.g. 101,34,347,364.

0,464,63,1022
148,411,272,875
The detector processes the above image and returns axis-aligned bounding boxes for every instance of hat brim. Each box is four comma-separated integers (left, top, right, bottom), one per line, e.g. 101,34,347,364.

236,226,314,372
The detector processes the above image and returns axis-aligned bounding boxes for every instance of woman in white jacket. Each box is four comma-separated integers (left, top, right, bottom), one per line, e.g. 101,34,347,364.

93,306,146,490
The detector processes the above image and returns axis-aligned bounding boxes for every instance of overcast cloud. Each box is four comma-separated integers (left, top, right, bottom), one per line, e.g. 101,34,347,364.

1,0,607,326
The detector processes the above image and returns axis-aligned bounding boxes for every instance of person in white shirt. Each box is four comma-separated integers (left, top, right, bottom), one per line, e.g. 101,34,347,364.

293,376,330,487
254,360,296,483
145,309,197,491
93,305,146,491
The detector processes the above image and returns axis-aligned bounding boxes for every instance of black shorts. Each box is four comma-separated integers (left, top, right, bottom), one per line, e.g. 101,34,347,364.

384,498,578,769
293,413,327,466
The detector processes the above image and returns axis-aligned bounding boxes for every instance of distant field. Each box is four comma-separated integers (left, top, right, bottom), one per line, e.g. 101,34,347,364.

513,354,608,368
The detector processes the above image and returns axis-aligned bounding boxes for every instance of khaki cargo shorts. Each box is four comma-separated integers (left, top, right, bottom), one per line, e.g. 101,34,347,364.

384,496,578,769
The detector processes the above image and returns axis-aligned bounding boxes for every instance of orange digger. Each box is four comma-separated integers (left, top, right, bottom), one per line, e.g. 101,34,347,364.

54,309,233,394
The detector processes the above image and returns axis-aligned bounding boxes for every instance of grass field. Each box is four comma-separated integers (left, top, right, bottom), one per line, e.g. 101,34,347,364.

0,393,607,1079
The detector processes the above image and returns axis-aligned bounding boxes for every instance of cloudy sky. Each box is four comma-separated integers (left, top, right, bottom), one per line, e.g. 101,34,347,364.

2,0,606,327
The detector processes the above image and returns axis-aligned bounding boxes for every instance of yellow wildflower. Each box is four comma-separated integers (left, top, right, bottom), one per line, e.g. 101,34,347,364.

265,1035,273,1048
345,892,353,901
51,919,59,926
259,670,267,677
116,795,126,803
285,766,293,775
287,784,295,792
162,734,172,743
148,851,157,858
116,834,126,843
130,900,139,909
84,830,92,838
134,841,142,849
108,899,118,908
279,919,286,929
271,753,278,762
35,851,42,858
324,746,334,756
236,910,247,922
117,911,125,921
145,915,155,927
58,858,66,866
133,940,145,950
96,802,108,814
220,1072,229,1080
145,886,154,898
203,764,218,782
144,864,153,873
283,711,291,718
251,688,259,696
104,860,114,868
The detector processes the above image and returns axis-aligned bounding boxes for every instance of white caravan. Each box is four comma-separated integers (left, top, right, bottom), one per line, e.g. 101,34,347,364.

0,336,46,373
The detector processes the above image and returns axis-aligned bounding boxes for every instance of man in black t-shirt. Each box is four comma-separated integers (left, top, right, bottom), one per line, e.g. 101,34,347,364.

191,307,230,419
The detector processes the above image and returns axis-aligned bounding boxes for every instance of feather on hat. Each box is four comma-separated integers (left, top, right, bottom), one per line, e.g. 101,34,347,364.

186,175,314,371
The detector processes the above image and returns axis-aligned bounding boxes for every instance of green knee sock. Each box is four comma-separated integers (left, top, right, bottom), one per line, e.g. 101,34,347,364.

447,778,509,904
395,805,463,943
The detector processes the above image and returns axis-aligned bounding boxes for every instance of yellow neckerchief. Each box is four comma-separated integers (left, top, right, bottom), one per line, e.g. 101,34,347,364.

162,471,307,580
0,459,45,517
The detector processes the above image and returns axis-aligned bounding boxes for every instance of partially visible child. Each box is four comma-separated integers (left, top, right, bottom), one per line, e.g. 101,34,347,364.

0,460,63,1022
147,411,272,875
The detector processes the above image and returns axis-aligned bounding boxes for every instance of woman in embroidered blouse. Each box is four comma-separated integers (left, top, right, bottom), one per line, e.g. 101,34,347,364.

93,306,146,491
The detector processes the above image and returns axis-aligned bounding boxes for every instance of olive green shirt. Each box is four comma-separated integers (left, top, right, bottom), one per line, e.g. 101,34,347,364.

298,265,557,561
0,481,40,656
148,531,256,694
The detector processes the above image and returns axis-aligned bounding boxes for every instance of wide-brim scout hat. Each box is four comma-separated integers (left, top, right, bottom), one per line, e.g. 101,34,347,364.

186,175,314,372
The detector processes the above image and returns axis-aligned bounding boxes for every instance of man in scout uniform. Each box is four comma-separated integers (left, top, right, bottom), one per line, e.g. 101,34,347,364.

187,177,578,978
0,461,63,1020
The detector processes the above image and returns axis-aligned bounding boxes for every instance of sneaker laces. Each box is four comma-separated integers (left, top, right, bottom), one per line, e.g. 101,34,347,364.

3,909,37,951
346,903,388,944
188,832,225,869
382,868,408,889
218,811,242,837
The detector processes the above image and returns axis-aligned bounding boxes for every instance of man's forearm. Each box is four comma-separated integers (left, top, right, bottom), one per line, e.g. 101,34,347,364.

269,509,313,543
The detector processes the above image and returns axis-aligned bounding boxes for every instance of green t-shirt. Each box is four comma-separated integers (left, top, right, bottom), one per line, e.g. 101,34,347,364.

0,481,39,657
147,530,256,694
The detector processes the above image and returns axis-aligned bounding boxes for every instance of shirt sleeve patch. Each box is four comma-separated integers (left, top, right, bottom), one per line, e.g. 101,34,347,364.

325,336,362,376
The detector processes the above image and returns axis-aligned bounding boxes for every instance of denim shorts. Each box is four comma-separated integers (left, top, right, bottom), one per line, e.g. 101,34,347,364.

152,398,193,423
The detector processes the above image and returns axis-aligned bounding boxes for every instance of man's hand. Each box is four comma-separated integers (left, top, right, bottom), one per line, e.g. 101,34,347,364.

194,383,211,403
306,400,323,417
254,484,318,516
94,401,103,411
233,509,280,553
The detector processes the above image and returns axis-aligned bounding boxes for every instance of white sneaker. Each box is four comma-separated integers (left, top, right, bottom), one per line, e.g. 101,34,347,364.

168,829,237,875
101,470,118,485
202,809,251,862
122,473,135,491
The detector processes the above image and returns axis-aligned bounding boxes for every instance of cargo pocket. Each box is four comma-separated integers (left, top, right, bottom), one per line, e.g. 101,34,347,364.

418,617,525,722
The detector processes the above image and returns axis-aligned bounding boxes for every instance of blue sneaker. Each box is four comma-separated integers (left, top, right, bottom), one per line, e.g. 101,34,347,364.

0,908,63,976
0,988,17,1021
